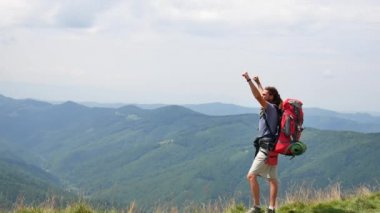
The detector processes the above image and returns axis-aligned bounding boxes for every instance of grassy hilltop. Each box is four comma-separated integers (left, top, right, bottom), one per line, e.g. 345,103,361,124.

8,185,380,213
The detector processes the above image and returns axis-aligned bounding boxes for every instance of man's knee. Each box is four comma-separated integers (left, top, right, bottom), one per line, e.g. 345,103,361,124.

268,178,278,183
247,172,258,181
268,178,278,186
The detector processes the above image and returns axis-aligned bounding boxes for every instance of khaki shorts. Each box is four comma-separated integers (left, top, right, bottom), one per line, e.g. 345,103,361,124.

248,148,278,179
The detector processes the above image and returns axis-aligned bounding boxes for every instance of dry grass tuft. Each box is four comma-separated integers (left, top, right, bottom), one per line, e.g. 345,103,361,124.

151,197,240,213
282,182,378,207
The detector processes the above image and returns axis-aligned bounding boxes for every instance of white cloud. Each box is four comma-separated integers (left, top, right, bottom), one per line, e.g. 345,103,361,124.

1,1,379,36
53,0,122,29
0,0,122,29
0,0,34,28
322,69,335,79
0,0,379,112
128,0,380,37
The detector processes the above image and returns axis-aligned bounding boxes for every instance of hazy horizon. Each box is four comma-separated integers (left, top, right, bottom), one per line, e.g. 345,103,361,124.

2,92,380,116
1,1,379,112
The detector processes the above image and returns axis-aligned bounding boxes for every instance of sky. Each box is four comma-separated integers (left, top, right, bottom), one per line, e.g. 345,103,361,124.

0,0,379,112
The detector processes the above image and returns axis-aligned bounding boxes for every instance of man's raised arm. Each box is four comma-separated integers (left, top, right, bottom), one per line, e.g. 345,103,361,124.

253,76,264,93
242,72,268,109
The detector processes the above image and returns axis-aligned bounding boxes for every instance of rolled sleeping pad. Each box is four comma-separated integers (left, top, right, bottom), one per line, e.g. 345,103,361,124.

289,141,307,156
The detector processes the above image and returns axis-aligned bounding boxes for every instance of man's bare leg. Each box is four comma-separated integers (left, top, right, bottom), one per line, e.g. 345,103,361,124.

247,173,260,206
269,178,278,208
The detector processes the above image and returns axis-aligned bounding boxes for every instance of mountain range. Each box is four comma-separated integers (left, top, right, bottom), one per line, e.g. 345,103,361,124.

81,101,380,133
0,94,379,209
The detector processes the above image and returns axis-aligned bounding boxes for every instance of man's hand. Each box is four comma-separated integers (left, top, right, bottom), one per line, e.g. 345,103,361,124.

242,72,268,109
242,72,251,81
253,76,261,85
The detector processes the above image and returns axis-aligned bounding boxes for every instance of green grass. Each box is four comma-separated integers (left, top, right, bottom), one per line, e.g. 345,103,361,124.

6,191,380,213
278,184,380,213
11,183,380,213
279,192,380,213
13,203,95,213
6,200,246,213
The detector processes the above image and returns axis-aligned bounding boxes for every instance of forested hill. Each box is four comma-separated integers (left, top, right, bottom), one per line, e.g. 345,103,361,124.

0,139,75,208
85,101,380,132
1,94,379,208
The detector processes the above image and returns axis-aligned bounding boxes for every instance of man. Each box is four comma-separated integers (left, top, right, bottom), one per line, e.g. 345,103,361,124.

242,72,282,213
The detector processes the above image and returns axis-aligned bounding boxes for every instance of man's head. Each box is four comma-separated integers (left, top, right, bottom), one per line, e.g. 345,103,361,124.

262,86,282,107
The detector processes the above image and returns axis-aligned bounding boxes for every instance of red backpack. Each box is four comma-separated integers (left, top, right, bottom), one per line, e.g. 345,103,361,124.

274,98,306,156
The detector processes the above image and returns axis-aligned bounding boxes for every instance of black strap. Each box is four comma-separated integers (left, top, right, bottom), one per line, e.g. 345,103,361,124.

253,138,260,157
293,104,300,142
253,136,275,158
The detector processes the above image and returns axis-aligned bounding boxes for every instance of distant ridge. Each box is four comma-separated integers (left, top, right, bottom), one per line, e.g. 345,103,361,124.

184,102,257,116
2,94,380,132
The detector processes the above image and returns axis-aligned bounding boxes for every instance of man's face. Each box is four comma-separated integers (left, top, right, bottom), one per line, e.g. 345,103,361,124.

262,90,273,102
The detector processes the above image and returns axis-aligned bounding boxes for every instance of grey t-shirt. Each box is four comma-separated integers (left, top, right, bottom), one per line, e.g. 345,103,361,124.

258,103,279,138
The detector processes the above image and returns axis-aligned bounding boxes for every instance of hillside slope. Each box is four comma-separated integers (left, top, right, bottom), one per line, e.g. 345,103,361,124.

0,95,379,208
0,139,74,208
